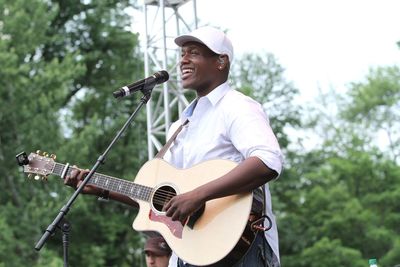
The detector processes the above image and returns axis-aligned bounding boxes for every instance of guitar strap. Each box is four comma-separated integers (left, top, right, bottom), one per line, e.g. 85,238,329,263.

154,119,189,159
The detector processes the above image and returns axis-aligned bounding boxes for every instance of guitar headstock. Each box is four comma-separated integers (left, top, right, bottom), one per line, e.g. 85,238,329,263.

17,151,57,181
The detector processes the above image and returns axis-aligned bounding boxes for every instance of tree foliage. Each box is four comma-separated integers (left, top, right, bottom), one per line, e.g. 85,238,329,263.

341,66,400,161
278,64,400,267
1,0,146,266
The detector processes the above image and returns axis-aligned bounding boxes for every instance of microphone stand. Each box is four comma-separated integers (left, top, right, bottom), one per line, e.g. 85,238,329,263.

34,86,154,266
60,218,71,267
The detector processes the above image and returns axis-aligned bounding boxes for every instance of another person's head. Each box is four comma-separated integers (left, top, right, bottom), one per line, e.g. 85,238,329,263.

175,26,234,96
144,236,172,267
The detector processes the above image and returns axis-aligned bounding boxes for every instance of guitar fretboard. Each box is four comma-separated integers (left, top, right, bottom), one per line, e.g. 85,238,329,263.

52,162,153,202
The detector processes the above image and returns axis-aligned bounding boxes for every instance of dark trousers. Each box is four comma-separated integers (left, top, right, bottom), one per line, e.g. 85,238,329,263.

177,232,280,267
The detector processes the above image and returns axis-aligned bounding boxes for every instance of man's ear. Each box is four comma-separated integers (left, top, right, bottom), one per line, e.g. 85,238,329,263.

217,55,228,70
218,56,225,64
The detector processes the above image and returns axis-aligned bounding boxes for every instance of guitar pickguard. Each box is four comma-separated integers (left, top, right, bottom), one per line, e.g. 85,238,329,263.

149,210,184,238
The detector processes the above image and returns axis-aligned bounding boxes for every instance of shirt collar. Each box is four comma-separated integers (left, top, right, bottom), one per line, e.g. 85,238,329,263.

180,82,231,123
204,81,230,106
182,99,198,119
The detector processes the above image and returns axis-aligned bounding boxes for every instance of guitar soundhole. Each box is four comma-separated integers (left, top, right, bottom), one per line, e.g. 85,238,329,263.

152,185,177,212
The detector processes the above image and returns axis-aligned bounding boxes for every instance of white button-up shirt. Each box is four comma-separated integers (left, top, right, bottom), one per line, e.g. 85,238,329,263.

165,82,283,266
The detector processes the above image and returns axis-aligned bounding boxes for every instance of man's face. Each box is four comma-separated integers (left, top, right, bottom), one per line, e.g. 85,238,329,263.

145,251,170,267
180,42,220,96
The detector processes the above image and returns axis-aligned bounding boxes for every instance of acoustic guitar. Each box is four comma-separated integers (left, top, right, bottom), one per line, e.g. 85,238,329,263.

19,151,257,266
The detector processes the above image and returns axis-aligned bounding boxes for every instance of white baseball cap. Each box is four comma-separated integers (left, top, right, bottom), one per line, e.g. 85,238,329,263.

175,26,234,63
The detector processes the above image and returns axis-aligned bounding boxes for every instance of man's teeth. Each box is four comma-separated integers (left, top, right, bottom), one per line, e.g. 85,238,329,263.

182,69,193,74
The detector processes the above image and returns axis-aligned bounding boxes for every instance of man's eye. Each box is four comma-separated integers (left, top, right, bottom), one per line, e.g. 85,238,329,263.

181,50,199,57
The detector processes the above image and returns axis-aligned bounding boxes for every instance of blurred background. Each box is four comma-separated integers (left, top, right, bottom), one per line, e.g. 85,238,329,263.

1,0,399,266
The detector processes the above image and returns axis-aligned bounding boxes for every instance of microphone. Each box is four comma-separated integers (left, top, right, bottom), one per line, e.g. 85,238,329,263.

113,70,169,98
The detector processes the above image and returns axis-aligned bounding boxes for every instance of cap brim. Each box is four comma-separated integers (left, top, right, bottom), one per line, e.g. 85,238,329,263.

175,35,205,47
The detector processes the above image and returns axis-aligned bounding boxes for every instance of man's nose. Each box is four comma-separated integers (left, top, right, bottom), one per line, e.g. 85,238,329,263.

180,53,191,64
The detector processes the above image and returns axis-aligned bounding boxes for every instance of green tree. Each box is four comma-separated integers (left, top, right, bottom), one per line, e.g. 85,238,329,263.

279,64,400,267
0,0,145,266
341,65,400,162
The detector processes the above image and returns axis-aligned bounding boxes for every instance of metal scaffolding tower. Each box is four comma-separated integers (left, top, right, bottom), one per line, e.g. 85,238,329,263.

142,0,198,159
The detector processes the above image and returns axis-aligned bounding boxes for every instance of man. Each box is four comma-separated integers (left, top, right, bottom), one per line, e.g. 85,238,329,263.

65,26,283,267
144,236,172,267
161,26,283,267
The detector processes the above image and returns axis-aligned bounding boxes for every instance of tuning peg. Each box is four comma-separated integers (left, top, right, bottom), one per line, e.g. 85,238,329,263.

50,154,57,160
34,175,41,180
36,150,41,155
41,176,48,181
43,152,49,157
28,174,33,179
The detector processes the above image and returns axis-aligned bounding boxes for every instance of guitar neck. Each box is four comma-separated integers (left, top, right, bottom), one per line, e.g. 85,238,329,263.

52,162,152,202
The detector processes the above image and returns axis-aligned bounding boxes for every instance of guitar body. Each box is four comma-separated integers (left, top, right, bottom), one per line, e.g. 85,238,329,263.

132,159,254,266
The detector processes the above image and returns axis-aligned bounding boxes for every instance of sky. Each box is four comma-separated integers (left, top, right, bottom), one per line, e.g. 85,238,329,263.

198,0,400,101
133,0,400,102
